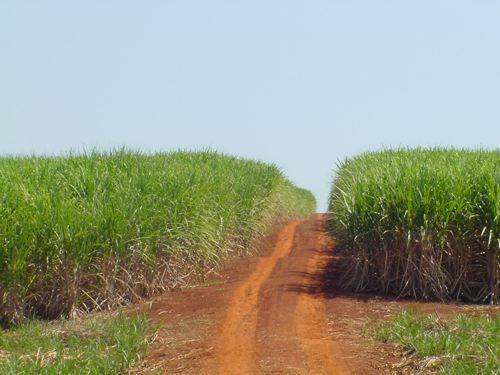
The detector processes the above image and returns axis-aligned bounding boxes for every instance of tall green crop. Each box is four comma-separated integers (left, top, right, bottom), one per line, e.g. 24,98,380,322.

328,148,499,303
0,150,315,325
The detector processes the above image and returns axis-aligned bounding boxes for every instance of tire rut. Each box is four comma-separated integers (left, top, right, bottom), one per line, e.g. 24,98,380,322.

215,221,300,374
215,217,350,374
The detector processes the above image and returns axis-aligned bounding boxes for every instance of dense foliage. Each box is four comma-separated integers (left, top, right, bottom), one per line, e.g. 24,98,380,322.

328,148,499,303
0,150,315,324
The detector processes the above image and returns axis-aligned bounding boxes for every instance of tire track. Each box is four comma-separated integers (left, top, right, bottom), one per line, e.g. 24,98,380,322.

215,221,299,374
294,222,350,374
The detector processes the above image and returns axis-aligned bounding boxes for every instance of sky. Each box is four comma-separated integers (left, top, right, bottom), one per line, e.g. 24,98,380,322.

1,1,499,210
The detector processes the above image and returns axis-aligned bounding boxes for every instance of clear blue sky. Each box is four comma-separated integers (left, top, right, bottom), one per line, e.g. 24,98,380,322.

1,1,499,210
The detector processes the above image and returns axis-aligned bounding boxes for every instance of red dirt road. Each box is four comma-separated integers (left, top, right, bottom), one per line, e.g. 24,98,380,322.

215,219,349,374
137,215,497,374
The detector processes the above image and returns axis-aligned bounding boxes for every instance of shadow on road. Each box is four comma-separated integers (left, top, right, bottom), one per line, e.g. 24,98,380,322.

284,218,401,304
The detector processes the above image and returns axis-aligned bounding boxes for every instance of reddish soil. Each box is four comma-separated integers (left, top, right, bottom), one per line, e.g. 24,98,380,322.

134,214,498,374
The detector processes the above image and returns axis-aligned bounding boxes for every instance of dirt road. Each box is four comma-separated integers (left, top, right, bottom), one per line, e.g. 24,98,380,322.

138,215,488,374
215,218,349,374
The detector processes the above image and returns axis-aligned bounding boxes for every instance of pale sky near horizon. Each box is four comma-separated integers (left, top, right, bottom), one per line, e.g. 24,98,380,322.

1,1,499,210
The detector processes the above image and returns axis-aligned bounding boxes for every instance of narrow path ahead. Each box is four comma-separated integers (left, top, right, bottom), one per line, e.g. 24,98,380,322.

215,217,349,374
216,221,301,373
140,215,417,374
